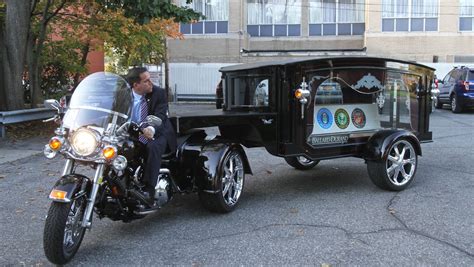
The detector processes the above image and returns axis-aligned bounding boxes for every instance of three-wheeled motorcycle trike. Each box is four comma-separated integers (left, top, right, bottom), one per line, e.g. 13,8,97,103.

42,57,434,264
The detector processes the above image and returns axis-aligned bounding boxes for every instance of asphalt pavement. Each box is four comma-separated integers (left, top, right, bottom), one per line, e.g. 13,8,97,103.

0,104,473,266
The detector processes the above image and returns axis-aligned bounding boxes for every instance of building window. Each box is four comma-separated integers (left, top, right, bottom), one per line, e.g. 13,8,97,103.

309,0,365,36
180,0,229,34
460,0,474,31
382,0,439,32
247,0,302,37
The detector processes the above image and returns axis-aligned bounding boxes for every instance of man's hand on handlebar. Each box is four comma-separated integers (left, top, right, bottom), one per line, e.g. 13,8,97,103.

142,126,155,140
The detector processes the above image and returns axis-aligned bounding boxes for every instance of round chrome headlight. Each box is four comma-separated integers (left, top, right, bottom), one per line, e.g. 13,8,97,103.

70,128,99,156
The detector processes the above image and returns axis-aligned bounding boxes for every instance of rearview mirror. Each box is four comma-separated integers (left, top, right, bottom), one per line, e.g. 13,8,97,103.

144,115,162,128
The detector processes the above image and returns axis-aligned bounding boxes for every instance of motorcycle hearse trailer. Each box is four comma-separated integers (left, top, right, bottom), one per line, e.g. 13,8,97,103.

169,56,434,207
41,56,434,264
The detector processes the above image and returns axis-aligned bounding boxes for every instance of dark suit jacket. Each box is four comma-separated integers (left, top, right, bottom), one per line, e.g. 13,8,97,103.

145,85,177,152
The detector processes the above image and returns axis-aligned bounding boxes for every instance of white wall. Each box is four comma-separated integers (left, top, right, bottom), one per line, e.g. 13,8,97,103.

169,63,237,97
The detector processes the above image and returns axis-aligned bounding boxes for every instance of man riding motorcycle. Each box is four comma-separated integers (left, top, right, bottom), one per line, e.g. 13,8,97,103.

126,67,177,203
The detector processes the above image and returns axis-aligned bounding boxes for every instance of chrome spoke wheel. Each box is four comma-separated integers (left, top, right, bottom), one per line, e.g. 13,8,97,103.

385,140,417,186
221,152,244,207
63,198,85,254
451,97,456,111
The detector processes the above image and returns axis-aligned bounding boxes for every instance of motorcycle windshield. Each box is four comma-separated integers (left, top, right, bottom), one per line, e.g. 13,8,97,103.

63,72,132,131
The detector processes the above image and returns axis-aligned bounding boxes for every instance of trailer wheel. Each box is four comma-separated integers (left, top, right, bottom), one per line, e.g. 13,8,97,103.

199,148,245,213
285,156,320,170
367,139,418,191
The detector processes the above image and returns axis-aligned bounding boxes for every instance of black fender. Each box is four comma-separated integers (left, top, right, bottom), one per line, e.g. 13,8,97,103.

365,129,422,161
178,134,252,194
49,174,91,203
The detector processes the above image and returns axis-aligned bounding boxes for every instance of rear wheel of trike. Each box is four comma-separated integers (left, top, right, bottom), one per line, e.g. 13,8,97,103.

199,148,245,213
43,197,87,265
285,156,320,170
367,139,418,191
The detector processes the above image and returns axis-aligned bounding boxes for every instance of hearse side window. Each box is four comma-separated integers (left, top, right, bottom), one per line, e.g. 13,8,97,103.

231,77,270,107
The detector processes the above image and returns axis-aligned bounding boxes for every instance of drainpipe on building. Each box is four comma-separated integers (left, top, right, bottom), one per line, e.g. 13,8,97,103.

164,38,171,101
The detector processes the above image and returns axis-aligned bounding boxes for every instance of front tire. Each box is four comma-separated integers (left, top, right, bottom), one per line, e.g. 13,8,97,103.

367,139,418,191
285,156,320,170
44,197,87,265
199,148,245,213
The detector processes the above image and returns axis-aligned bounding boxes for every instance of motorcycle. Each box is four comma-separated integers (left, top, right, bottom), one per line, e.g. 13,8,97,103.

42,72,177,264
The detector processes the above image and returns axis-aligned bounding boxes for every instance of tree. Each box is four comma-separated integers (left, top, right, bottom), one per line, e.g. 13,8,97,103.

27,0,68,107
96,0,202,24
0,0,30,111
0,0,202,111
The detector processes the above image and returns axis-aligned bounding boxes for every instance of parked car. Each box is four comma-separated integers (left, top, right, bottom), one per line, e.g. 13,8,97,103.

434,66,474,113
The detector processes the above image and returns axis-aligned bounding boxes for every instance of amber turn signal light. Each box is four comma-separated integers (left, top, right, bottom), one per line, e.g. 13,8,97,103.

49,189,67,200
102,146,117,160
295,89,304,99
49,137,62,151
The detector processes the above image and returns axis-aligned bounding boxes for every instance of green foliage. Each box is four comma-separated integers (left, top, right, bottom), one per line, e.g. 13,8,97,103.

23,0,193,102
41,38,88,94
96,0,204,24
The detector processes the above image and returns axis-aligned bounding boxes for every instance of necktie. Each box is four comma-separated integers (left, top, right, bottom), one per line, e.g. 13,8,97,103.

139,97,148,144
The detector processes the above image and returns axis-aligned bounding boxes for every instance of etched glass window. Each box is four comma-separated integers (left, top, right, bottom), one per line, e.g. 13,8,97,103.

230,77,270,107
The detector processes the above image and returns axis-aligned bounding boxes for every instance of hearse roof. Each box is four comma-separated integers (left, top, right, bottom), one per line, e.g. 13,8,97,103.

219,56,435,72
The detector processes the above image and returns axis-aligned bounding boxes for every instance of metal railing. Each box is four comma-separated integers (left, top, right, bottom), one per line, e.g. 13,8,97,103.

0,108,56,138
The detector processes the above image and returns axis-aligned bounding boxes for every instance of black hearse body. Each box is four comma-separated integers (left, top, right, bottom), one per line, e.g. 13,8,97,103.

168,57,435,210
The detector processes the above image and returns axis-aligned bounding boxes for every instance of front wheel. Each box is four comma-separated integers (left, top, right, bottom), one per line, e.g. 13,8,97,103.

43,197,87,265
285,156,320,170
367,139,418,191
199,148,245,213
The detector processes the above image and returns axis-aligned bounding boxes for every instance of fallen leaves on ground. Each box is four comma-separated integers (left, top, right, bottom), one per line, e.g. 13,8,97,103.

5,121,56,140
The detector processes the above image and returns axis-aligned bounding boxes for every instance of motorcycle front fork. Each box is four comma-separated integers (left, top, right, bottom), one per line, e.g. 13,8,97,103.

81,163,104,228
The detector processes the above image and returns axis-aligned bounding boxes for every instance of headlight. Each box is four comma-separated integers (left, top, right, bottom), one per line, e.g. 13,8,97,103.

70,128,99,156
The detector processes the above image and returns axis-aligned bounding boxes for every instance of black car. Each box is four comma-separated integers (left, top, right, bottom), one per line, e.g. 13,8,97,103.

434,66,474,113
